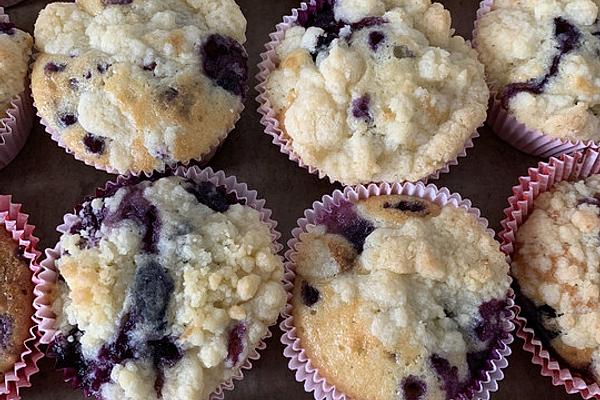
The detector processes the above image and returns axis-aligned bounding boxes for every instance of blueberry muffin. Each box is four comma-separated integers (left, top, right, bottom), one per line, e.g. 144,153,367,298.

264,0,488,185
513,176,600,383
49,176,286,400
291,195,510,400
31,0,248,174
0,14,32,117
475,0,600,141
0,226,34,375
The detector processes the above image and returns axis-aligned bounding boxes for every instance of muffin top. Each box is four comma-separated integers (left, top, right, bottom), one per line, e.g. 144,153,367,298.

265,0,488,185
513,176,600,381
50,176,286,400
0,227,34,375
475,0,600,140
31,0,248,174
0,16,32,117
291,195,510,400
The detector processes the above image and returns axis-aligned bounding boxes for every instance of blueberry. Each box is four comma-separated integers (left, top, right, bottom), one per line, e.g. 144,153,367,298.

383,200,428,213
143,62,157,71
368,31,385,51
130,261,174,328
350,16,386,31
14,245,28,262
44,62,66,74
351,94,373,124
429,354,461,399
58,113,78,128
201,34,248,97
319,201,375,253
73,202,106,248
301,281,320,307
466,350,490,380
97,63,111,74
0,314,13,349
69,78,79,91
578,195,600,207
296,0,338,32
83,133,105,155
502,17,580,107
103,0,133,5
84,71,92,80
149,337,182,369
48,329,90,392
185,181,240,213
474,299,506,342
225,323,247,368
0,22,16,36
401,375,427,400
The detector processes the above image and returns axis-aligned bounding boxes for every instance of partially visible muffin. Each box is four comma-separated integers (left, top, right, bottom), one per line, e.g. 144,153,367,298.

31,0,248,173
264,0,488,184
0,17,32,117
291,194,510,400
0,227,34,375
49,176,286,400
475,0,600,140
513,176,600,382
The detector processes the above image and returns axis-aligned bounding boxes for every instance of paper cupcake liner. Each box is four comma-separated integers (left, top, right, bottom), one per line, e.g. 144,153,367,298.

255,0,481,185
0,195,48,399
0,9,33,170
40,166,283,399
499,148,600,398
281,181,516,400
472,0,595,158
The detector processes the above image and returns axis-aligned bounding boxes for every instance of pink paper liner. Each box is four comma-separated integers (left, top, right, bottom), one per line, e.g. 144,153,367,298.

255,0,481,185
0,8,33,170
499,148,600,399
281,181,516,400
0,195,49,399
473,0,596,158
39,166,284,399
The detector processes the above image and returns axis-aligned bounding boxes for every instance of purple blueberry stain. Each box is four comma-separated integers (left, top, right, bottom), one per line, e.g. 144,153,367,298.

352,94,373,124
401,375,427,400
368,31,385,51
71,201,106,248
474,299,507,342
350,16,387,31
201,34,248,97
185,181,241,213
318,200,374,253
225,322,247,368
44,62,66,74
383,200,428,213
502,17,581,107
0,22,15,35
578,194,600,207
96,63,111,74
430,354,461,399
69,78,79,91
83,133,105,155
84,71,92,80
103,0,133,5
301,281,320,307
143,61,157,71
58,113,78,128
130,261,174,327
0,314,13,349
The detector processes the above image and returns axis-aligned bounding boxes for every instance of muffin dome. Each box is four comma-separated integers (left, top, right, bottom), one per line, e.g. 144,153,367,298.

0,15,32,117
49,175,286,400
